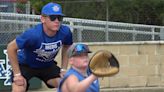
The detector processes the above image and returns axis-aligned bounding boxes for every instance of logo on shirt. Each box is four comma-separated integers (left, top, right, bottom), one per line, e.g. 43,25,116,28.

34,40,62,62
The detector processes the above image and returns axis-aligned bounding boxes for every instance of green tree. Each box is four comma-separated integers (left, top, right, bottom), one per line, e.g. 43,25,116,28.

29,0,164,26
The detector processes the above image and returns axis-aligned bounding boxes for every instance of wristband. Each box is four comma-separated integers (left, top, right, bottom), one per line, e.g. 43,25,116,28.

14,73,21,77
60,68,66,72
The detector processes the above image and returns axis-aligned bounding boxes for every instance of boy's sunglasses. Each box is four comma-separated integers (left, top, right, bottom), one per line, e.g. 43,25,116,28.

43,15,63,21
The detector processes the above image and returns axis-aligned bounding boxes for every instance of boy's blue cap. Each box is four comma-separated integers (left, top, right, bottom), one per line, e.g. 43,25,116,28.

41,2,65,16
68,43,92,58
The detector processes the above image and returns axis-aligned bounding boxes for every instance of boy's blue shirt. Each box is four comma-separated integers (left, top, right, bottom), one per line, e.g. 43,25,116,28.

57,67,100,92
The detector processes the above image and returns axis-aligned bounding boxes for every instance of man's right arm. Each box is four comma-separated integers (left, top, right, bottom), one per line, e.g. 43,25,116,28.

7,39,21,75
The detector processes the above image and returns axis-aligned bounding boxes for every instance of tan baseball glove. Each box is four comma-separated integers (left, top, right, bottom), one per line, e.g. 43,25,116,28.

89,50,119,77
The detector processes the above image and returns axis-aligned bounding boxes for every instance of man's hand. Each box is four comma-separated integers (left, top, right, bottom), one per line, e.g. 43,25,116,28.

13,74,26,86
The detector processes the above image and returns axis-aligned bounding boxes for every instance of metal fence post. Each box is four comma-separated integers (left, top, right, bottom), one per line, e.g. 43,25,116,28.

77,23,82,42
151,28,155,40
160,27,164,40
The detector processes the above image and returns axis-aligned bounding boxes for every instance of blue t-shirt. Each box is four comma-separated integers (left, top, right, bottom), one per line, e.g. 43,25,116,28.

57,67,100,92
16,23,73,68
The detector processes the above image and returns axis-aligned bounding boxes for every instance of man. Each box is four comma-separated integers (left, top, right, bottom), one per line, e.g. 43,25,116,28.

7,2,73,92
57,43,100,92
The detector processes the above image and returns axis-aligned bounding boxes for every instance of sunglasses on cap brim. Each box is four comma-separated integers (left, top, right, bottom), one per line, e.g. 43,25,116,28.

72,44,91,56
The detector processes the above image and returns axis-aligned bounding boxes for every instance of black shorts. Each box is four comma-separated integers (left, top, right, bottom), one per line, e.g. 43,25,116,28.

11,62,61,90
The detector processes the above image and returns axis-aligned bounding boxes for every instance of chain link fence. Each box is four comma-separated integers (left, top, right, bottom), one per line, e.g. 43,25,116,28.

0,0,30,13
1,12,163,45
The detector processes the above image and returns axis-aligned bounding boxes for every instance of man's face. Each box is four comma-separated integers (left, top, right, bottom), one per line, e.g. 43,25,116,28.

41,15,63,32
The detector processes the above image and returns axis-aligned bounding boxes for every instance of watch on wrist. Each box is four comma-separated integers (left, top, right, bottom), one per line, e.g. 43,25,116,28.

14,73,21,77
60,68,66,72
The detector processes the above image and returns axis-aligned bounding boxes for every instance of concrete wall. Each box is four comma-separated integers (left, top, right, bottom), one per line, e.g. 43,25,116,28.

53,41,164,89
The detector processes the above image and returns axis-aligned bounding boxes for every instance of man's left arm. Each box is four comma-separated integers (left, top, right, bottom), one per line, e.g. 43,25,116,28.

61,45,71,70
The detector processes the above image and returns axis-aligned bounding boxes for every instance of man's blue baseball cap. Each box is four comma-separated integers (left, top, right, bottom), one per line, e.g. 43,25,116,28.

41,2,65,16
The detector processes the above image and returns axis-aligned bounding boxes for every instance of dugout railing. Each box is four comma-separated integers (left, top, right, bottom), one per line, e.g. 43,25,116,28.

0,12,164,45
